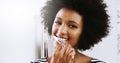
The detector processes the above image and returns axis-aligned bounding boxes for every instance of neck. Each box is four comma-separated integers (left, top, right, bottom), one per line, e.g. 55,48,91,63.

74,51,91,63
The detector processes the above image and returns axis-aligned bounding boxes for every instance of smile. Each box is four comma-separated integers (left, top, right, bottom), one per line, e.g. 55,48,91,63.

53,36,68,43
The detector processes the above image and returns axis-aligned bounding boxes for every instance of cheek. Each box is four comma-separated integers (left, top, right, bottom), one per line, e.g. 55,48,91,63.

69,30,82,46
74,30,82,41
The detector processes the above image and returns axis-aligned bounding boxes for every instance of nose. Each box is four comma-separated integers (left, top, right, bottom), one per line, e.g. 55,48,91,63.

56,25,68,38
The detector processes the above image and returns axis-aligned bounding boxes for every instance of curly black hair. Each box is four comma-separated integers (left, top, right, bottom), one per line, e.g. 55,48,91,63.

41,0,109,51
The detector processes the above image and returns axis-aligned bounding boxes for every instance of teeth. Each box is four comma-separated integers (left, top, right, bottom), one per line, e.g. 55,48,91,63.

59,38,67,42
53,36,67,42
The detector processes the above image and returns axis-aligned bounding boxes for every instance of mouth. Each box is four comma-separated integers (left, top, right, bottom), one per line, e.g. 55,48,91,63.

53,36,68,43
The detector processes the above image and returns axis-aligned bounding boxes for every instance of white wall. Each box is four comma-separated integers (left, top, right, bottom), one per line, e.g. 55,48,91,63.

0,0,46,63
0,0,120,63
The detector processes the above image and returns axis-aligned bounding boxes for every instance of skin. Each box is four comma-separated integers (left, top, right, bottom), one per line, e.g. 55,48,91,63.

52,8,83,48
48,8,91,63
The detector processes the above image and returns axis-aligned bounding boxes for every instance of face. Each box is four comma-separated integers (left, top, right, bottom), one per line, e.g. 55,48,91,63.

52,8,83,48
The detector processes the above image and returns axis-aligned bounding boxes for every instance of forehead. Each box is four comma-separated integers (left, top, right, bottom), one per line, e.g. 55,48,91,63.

55,8,82,23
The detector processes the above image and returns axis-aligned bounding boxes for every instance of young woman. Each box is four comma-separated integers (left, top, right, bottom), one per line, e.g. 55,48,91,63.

41,0,109,63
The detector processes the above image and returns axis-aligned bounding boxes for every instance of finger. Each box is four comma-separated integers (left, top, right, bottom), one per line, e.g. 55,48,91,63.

61,42,73,61
63,43,72,58
53,43,62,56
55,44,62,51
59,42,68,58
68,48,76,59
56,42,70,61
64,44,71,58
51,44,62,63
67,51,75,63
65,47,75,60
53,41,66,58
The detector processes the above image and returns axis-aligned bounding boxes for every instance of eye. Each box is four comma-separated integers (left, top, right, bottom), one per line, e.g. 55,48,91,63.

69,24,78,29
54,21,62,25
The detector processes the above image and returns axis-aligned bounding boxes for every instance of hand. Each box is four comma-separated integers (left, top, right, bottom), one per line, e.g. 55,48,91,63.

50,42,76,63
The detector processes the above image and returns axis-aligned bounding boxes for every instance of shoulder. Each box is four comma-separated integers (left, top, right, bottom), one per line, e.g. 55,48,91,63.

90,58,106,63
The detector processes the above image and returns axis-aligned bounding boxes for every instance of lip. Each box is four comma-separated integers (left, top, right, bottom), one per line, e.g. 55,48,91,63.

53,36,68,42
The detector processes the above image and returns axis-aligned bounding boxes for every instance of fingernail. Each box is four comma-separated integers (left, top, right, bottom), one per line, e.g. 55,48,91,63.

62,45,64,48
72,55,75,59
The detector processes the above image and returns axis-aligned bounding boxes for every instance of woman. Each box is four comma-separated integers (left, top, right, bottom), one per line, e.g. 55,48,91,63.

41,0,109,63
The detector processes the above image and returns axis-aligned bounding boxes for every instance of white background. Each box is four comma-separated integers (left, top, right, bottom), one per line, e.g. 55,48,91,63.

0,0,120,63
